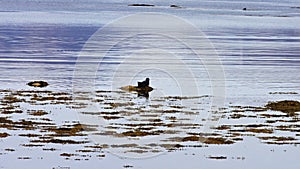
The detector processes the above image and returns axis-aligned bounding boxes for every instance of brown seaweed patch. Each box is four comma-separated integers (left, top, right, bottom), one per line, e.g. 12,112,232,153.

230,106,267,113
182,136,200,142
0,89,11,93
125,149,148,154
123,165,134,168
111,144,138,148
80,111,100,115
18,156,31,160
4,148,15,152
164,95,209,100
31,138,88,144
97,154,106,158
47,124,94,137
0,117,14,129
2,95,25,104
94,131,118,136
259,113,288,118
1,109,23,114
181,136,234,144
163,109,181,113
246,128,273,134
266,100,300,114
76,149,96,153
207,155,227,160
160,144,184,150
102,116,123,120
120,130,162,137
149,104,163,108
258,136,296,142
19,133,41,138
42,148,57,151
17,119,54,130
109,102,135,108
60,153,77,157
165,116,177,121
0,117,54,130
31,95,72,102
0,132,10,138
28,110,48,116
269,92,298,95
203,137,234,144
276,125,300,132
21,144,44,147
230,113,247,119
113,122,164,127
170,105,185,109
1,105,17,110
85,145,107,149
215,125,231,130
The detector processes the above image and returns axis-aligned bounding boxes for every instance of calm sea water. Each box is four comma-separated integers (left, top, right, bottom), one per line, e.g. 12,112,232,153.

0,0,300,169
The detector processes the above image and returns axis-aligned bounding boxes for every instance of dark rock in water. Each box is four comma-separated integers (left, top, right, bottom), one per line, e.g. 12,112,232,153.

128,4,155,7
170,5,182,8
243,8,247,11
27,81,49,87
266,100,300,114
138,78,149,88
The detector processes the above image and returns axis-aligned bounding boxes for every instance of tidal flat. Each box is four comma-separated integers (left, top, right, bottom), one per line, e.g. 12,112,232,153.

0,88,300,167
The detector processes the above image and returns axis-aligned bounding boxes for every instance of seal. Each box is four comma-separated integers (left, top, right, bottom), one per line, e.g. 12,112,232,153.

138,78,150,88
120,78,153,97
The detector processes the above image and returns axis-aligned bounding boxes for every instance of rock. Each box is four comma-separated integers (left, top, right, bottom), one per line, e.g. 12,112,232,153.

27,81,49,87
170,5,182,8
266,100,300,114
243,8,247,11
128,4,155,7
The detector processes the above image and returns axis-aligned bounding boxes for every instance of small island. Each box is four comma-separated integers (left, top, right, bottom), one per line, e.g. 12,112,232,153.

128,4,155,7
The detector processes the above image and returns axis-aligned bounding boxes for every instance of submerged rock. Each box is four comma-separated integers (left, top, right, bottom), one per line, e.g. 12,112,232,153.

27,81,49,87
266,100,300,114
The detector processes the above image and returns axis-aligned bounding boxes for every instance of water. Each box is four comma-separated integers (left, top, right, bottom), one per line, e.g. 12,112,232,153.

0,0,300,169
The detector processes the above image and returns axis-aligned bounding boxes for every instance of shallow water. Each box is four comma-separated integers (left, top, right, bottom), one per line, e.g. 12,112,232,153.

0,0,300,169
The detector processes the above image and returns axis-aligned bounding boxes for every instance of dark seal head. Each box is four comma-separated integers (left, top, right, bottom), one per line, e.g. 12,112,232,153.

138,78,150,88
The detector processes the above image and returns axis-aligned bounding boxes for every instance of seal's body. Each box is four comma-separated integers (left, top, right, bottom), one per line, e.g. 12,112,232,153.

138,78,149,88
